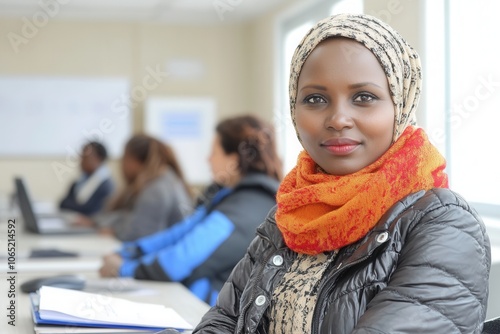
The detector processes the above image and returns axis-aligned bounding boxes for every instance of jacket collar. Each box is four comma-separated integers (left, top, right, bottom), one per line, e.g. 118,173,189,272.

235,173,280,197
261,190,428,264
206,173,280,213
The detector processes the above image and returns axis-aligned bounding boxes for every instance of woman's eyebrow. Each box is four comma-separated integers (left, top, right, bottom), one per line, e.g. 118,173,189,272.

299,84,327,92
348,82,382,89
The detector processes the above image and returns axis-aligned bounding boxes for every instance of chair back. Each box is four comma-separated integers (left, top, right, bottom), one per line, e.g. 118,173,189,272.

483,316,500,334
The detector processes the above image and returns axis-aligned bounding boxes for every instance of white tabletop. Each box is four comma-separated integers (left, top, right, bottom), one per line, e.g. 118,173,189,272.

1,216,120,274
1,216,210,333
0,274,210,334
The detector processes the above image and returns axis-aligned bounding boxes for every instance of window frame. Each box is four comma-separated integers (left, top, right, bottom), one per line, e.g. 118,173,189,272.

443,0,500,219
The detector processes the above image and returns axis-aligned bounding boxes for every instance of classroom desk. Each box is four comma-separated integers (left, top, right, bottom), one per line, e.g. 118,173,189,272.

1,217,121,274
14,232,121,256
1,216,120,253
1,217,210,333
0,274,210,334
11,233,120,274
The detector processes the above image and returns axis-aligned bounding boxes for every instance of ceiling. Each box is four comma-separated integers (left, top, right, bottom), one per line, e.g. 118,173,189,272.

0,0,289,24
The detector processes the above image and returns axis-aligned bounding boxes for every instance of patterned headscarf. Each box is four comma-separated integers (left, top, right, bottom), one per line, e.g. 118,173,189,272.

289,13,422,141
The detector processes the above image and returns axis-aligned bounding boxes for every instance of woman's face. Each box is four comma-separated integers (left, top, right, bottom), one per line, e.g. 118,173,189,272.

121,150,144,183
208,134,240,187
295,38,395,176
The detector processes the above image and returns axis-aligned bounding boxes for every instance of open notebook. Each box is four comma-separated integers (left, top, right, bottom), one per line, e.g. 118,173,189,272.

31,286,193,333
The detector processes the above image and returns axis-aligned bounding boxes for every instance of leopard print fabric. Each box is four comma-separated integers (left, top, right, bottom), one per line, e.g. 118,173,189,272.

268,251,338,333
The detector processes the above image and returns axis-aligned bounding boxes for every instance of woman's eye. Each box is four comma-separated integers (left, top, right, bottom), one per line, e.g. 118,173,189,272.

353,93,376,103
304,95,326,104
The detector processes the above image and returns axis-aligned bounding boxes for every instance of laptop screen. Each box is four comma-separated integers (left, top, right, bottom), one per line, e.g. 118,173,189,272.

14,177,40,233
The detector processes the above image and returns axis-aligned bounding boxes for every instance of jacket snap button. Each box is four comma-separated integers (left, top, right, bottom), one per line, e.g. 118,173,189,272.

376,232,389,243
272,255,283,266
255,295,266,306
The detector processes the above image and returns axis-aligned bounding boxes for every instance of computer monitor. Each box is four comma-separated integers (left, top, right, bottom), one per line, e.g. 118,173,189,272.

14,177,40,233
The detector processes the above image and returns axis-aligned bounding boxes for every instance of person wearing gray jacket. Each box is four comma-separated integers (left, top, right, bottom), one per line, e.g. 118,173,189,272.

193,14,490,333
99,115,283,305
76,134,192,242
95,168,192,241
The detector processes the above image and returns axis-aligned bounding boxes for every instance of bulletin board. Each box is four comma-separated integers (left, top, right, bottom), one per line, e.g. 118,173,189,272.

145,97,216,184
0,76,131,158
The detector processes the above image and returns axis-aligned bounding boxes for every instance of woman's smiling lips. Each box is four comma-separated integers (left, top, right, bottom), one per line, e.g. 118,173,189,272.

321,137,361,155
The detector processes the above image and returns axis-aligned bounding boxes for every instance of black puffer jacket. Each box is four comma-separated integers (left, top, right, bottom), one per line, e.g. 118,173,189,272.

194,189,491,333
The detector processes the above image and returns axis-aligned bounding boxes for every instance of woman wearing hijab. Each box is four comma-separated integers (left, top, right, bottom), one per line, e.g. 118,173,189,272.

193,14,490,333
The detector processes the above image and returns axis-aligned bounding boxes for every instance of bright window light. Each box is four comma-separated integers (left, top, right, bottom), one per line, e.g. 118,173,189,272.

279,22,313,173
331,0,363,14
448,1,500,206
424,0,500,233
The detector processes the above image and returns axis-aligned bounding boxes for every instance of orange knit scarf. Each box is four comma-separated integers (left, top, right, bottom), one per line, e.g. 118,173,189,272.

276,127,448,255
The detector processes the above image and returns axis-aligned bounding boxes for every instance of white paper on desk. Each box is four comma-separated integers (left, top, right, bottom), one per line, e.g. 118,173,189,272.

38,286,192,330
35,326,156,334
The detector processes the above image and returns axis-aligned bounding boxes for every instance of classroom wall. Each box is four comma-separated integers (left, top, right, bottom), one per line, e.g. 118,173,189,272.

364,0,427,126
0,0,423,204
246,0,302,122
0,18,254,203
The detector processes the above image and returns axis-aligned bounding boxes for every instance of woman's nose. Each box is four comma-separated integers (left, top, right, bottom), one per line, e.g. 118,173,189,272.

324,104,354,131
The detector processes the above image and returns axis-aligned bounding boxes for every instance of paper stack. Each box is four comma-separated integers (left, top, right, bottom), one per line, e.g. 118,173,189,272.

31,286,192,334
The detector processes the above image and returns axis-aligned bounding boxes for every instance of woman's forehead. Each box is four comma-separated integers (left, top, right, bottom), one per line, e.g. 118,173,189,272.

297,38,386,87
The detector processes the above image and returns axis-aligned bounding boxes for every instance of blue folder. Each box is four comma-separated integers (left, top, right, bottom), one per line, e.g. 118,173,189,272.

30,293,184,332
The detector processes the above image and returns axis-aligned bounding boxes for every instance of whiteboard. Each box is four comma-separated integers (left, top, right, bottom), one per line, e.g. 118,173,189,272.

145,97,216,184
0,76,131,158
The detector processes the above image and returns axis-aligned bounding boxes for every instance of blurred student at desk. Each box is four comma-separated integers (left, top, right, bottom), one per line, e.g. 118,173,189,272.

59,141,114,215
75,134,193,241
99,115,282,306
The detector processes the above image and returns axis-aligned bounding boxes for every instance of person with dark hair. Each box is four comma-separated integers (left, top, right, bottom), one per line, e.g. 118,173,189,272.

75,134,193,241
59,141,114,215
99,115,282,305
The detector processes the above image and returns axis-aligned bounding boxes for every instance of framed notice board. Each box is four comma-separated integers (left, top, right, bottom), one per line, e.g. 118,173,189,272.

145,97,216,184
0,76,131,158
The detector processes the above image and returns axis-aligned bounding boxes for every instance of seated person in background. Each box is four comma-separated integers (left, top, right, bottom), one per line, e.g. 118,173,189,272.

59,141,114,215
76,134,193,241
99,115,282,306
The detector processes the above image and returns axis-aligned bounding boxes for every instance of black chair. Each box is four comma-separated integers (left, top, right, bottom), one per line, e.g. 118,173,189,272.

483,316,500,334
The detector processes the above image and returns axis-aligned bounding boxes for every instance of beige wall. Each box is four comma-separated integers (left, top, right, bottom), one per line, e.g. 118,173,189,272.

0,0,423,203
246,1,299,123
0,19,254,202
364,0,427,125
